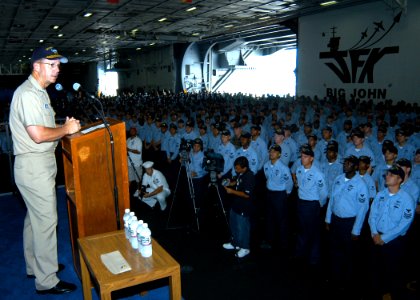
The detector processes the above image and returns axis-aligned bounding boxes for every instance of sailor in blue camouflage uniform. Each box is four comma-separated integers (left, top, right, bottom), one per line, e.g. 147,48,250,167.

294,144,328,266
368,165,415,300
263,144,293,251
325,155,369,291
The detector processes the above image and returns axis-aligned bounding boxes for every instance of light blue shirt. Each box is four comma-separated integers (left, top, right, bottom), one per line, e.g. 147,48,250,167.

325,174,369,235
166,133,180,160
413,164,420,194
296,164,328,206
251,137,268,170
368,189,415,243
360,173,377,201
189,150,207,178
263,159,293,194
278,142,292,167
400,178,419,205
344,145,376,168
396,143,416,161
208,134,221,151
216,142,236,176
284,137,299,163
320,158,343,198
232,147,259,176
373,162,393,192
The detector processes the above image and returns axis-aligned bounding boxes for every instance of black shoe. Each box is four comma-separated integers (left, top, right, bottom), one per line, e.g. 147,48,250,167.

36,280,77,295
27,263,65,279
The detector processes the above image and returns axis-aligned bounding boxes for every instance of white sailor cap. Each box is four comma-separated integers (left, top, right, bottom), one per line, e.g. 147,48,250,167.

142,161,154,168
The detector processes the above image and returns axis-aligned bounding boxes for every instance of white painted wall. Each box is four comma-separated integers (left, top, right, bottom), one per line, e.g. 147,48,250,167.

297,1,420,103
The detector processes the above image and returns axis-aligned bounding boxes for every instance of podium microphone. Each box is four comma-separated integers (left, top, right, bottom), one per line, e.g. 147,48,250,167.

72,82,96,99
55,83,64,91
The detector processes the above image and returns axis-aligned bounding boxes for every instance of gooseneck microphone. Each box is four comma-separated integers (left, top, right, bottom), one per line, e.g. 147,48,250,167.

55,83,64,91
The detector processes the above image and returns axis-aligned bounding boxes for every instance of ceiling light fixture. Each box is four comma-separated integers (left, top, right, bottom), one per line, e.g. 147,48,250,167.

136,47,141,51
58,33,64,37
83,12,93,18
224,24,234,28
149,42,156,46
53,25,59,30
320,1,338,6
158,18,167,22
186,7,197,12
39,39,44,43
192,32,200,36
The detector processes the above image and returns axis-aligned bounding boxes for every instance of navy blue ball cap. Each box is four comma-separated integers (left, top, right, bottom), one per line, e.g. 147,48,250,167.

221,130,231,136
344,155,359,165
31,46,68,63
387,164,405,180
300,144,314,157
396,158,412,168
241,132,251,139
269,144,282,153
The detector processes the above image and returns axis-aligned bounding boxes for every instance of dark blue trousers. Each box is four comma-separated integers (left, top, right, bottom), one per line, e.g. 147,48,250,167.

296,199,321,264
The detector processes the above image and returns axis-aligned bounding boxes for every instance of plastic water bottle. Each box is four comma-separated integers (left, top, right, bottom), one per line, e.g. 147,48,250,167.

123,209,131,239
136,220,144,249
129,216,139,249
139,223,152,257
125,212,135,239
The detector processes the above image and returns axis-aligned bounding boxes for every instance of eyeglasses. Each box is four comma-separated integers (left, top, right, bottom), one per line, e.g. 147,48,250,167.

39,62,61,69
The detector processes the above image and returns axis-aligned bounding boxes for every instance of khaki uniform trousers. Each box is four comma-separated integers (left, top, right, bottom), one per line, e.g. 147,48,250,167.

14,152,60,290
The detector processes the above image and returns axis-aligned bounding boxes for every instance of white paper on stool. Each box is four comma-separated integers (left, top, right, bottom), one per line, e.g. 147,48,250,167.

100,250,132,274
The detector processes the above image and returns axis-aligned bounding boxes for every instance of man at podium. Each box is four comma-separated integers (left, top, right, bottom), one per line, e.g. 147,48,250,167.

9,46,81,295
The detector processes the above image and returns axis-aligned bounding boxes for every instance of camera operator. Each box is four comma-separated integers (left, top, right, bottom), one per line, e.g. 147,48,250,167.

222,156,255,258
189,138,208,209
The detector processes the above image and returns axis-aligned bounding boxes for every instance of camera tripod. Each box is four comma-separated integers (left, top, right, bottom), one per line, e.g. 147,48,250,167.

128,154,142,193
166,157,200,231
207,171,231,235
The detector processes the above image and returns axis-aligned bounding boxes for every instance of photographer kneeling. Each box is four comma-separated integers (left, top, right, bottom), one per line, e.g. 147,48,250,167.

138,161,171,211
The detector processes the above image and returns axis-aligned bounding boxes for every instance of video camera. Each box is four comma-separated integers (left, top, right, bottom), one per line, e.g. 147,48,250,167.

179,138,192,163
203,150,225,184
203,150,224,173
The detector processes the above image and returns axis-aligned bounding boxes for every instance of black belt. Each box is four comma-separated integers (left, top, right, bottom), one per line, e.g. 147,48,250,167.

332,214,356,221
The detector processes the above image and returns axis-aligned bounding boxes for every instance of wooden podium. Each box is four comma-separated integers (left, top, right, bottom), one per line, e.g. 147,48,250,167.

61,118,130,276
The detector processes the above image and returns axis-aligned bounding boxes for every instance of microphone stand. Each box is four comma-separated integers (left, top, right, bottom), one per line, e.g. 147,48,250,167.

86,94,121,230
